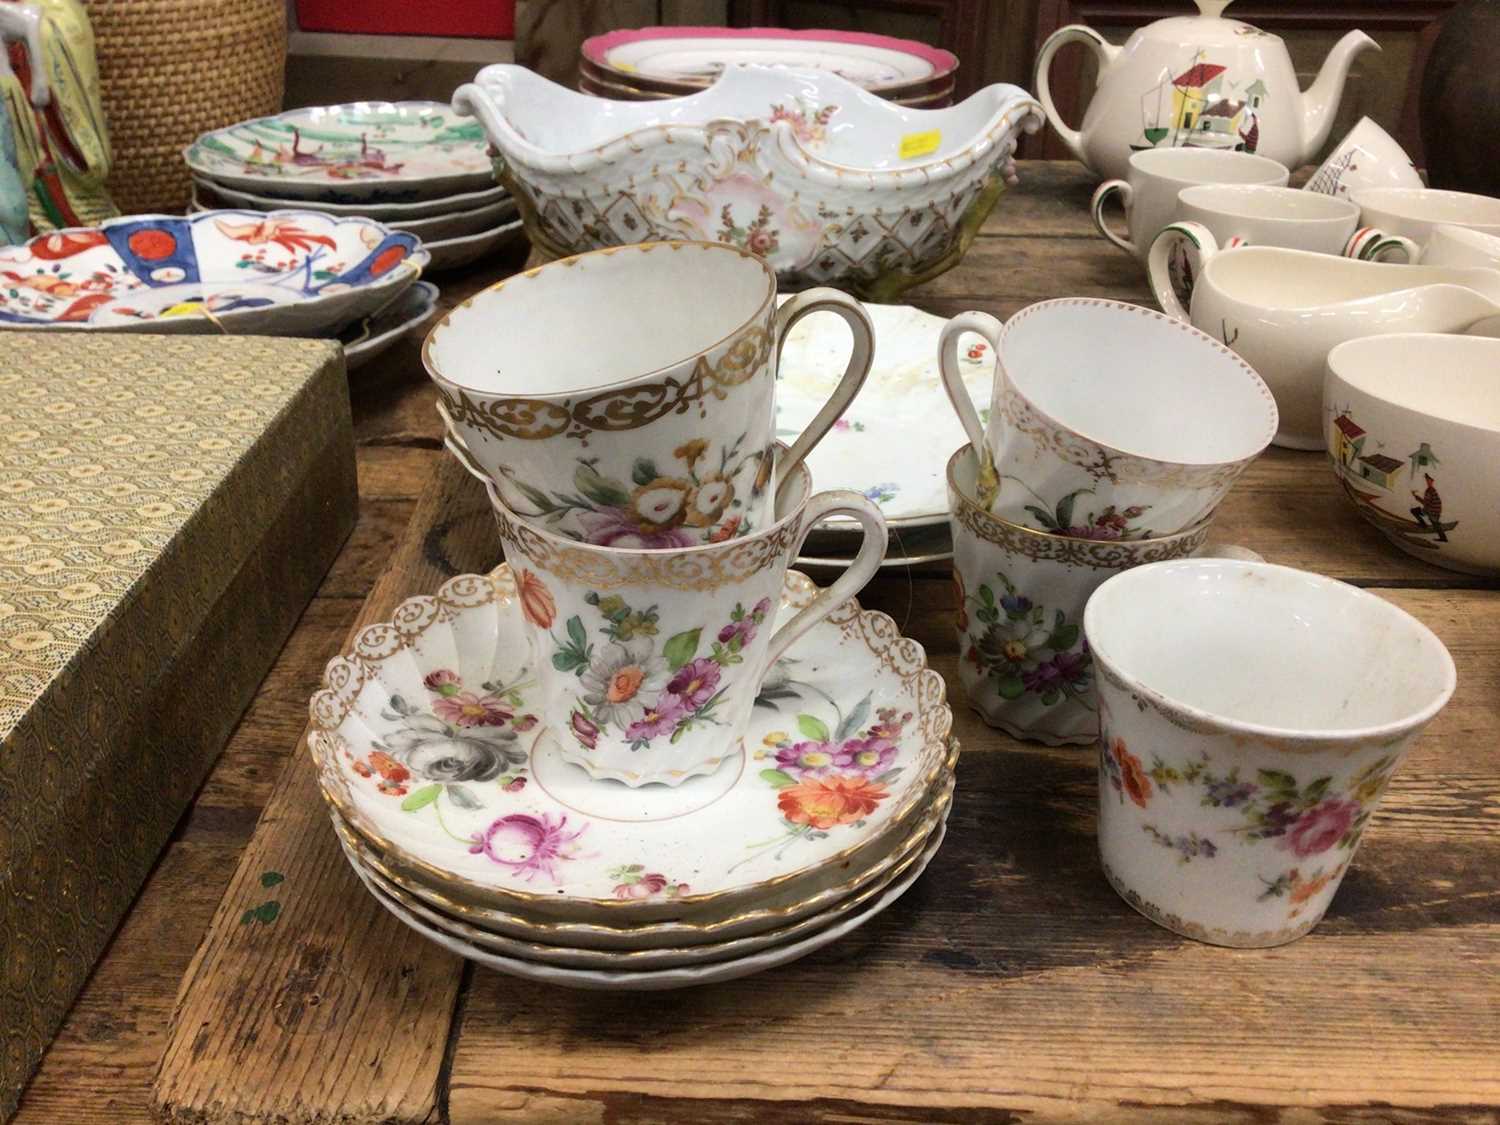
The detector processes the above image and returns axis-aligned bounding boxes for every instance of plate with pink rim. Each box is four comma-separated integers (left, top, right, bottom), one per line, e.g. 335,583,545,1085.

582,27,958,94
185,101,495,202
776,297,994,531
348,815,947,990
308,567,951,924
335,779,950,967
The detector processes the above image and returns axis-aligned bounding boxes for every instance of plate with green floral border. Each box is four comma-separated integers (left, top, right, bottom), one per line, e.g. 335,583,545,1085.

186,101,496,202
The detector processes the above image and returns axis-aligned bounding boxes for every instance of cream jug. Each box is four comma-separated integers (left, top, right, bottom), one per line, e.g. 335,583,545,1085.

1036,0,1378,182
1148,242,1500,450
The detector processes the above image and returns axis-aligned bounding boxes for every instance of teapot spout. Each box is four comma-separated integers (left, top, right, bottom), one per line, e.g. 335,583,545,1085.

1302,30,1380,158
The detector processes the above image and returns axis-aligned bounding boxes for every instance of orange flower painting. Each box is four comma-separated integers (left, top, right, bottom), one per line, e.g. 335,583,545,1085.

517,569,556,629
1111,738,1152,809
777,775,889,830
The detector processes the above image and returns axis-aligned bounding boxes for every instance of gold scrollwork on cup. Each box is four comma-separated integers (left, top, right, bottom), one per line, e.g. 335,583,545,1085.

950,494,1210,567
492,505,803,591
436,322,771,443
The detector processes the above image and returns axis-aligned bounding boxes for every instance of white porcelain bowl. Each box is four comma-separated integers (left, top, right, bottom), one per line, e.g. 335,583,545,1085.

453,63,1042,299
1324,333,1500,576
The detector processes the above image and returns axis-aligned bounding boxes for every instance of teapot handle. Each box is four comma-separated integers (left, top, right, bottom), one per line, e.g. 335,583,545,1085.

1035,25,1115,163
1147,221,1226,322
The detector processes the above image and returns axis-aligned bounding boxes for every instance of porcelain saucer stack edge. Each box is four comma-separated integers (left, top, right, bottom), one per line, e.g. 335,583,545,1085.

308,566,956,989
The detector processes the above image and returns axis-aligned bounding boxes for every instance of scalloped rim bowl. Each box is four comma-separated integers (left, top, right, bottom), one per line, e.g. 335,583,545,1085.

0,209,426,334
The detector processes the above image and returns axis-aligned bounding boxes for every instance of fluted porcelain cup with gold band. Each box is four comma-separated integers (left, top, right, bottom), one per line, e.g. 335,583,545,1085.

947,445,1261,746
1086,559,1455,948
424,240,874,548
482,458,888,787
937,297,1278,539
1090,148,1289,265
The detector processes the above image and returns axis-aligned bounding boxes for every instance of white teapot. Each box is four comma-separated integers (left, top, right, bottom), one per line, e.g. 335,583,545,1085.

1036,0,1378,182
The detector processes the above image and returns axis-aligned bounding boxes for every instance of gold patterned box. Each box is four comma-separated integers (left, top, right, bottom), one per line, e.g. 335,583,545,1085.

0,333,357,1114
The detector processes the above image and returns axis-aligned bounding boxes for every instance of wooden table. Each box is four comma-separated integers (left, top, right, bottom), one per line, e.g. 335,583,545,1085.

12,163,1499,1123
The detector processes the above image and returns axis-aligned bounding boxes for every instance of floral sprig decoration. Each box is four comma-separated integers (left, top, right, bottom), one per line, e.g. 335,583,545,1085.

963,571,1092,707
497,433,761,548
732,693,909,869
345,667,538,822
554,588,776,752
1020,487,1154,542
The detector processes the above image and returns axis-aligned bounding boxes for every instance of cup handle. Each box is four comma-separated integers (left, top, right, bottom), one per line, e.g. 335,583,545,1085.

1344,227,1421,263
1147,221,1222,322
764,490,888,668
938,311,1005,496
1194,542,1264,563
1090,179,1135,256
771,289,875,505
434,397,494,487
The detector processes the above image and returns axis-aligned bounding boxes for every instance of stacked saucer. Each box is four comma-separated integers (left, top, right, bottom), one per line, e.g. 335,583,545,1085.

308,567,956,989
579,26,958,107
184,101,525,272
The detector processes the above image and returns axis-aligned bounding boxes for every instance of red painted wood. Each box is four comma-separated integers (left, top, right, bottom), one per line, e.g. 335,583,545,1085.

295,0,515,39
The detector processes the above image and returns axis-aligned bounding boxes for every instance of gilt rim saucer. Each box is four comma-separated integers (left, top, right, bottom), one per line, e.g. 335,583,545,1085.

309,567,951,922
331,769,951,955
347,815,947,990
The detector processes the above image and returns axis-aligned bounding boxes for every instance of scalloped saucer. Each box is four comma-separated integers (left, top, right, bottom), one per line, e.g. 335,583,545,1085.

349,815,947,990
309,568,952,925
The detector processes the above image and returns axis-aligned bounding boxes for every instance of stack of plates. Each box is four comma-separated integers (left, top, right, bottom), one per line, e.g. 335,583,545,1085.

185,101,526,273
308,567,956,989
778,297,995,568
579,27,958,107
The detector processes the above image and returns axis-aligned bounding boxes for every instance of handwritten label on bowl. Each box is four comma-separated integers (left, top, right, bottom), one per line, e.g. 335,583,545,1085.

899,130,942,161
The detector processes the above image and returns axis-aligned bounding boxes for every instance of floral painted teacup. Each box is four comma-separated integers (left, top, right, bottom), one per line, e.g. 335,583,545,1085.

483,458,888,787
938,297,1278,537
426,240,873,547
1085,558,1455,947
948,445,1258,746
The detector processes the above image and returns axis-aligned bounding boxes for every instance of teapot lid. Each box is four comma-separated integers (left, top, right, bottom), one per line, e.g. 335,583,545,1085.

1195,0,1233,15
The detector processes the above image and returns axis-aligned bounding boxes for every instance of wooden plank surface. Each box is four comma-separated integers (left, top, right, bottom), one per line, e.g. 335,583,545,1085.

10,163,1499,1123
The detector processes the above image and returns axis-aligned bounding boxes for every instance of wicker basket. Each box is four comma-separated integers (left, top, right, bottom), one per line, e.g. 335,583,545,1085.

83,0,286,215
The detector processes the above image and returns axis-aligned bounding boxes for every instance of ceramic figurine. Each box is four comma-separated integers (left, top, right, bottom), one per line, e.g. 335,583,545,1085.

0,0,114,229
453,64,1043,300
0,2,43,244
1036,0,1378,182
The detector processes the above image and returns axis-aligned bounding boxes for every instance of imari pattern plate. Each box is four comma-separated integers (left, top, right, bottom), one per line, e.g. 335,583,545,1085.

309,568,951,922
0,210,424,334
